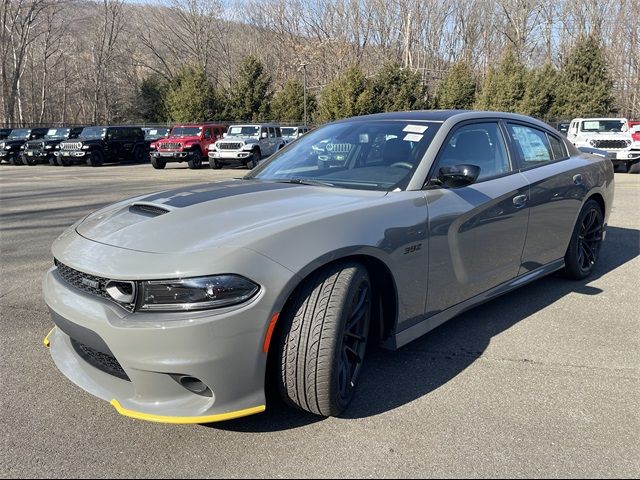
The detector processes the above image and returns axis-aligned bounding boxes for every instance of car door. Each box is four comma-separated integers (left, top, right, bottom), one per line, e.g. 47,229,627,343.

423,121,530,316
259,127,269,156
505,122,587,273
267,127,277,155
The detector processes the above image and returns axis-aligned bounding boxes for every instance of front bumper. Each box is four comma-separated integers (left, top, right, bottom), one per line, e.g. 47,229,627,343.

55,150,86,158
43,232,297,423
209,151,252,162
151,151,192,162
22,150,49,160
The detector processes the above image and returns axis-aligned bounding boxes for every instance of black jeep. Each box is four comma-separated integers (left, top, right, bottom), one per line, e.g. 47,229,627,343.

55,126,148,166
22,127,85,166
0,128,50,165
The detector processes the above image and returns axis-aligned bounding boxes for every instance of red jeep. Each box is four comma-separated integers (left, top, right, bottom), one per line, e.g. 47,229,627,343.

150,123,226,169
628,120,640,143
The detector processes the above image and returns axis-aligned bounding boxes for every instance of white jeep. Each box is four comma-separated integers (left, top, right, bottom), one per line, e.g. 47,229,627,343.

208,124,285,169
567,118,640,173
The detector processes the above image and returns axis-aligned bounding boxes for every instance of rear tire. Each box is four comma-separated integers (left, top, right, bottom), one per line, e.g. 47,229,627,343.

48,156,57,166
9,156,21,165
209,158,222,169
564,199,604,280
87,150,104,167
132,146,145,163
628,161,640,174
277,262,372,417
151,157,166,169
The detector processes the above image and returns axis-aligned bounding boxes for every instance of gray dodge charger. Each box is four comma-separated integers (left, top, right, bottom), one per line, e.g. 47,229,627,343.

43,111,614,424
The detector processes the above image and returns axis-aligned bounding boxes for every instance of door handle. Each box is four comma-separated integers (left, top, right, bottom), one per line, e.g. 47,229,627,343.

573,174,584,185
513,194,528,208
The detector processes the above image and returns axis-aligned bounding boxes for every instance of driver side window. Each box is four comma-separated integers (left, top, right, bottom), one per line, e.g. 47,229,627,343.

435,122,511,181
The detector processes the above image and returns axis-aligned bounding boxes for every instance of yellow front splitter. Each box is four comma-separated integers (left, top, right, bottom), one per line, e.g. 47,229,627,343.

43,327,56,348
110,400,266,425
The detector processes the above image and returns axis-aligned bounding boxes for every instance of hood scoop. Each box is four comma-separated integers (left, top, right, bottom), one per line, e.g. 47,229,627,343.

128,202,173,217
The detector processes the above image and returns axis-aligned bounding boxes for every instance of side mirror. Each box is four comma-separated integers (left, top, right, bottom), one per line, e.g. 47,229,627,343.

261,132,268,138
437,164,480,188
223,132,227,138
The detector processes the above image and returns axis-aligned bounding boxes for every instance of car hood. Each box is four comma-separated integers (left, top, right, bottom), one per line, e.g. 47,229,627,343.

75,180,387,254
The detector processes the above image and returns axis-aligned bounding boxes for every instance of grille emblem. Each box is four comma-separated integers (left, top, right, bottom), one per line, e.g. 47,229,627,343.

81,278,100,289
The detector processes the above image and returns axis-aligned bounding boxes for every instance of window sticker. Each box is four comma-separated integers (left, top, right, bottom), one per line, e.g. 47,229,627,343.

403,124,429,134
403,133,423,142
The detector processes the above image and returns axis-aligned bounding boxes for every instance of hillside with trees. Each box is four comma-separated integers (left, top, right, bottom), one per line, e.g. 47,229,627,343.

1,0,638,127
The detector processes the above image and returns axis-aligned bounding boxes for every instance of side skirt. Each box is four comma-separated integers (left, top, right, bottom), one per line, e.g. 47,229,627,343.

391,259,565,349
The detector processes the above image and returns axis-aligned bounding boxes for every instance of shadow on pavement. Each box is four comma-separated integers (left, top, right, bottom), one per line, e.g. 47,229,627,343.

210,225,639,432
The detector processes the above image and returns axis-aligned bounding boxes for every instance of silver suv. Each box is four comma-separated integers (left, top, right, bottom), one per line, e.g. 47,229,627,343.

208,123,285,169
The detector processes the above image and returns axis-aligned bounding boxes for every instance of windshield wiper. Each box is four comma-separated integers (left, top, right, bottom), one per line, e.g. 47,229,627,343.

276,178,335,187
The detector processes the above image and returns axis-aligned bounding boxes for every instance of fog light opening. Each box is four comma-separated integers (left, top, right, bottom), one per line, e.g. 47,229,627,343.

178,376,212,397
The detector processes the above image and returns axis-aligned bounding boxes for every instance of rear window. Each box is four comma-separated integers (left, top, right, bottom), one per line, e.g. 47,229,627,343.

507,124,553,167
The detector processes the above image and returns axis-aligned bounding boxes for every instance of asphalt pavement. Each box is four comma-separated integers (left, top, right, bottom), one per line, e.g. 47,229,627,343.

1,163,638,478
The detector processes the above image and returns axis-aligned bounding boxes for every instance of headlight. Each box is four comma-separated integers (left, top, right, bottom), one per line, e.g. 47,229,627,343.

625,140,632,147
139,275,259,311
209,143,217,151
588,139,596,146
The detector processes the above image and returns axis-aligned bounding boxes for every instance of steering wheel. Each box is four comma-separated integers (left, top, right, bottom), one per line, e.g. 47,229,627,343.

389,162,413,170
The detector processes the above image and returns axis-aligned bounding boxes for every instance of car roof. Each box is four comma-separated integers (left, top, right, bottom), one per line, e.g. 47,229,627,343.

333,110,554,131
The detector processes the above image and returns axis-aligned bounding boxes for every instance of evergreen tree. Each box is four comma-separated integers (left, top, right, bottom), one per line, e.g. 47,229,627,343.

164,66,220,122
435,62,477,110
475,49,526,112
136,75,168,122
369,62,425,113
224,56,272,121
519,63,558,120
553,34,615,117
316,65,375,122
270,79,316,122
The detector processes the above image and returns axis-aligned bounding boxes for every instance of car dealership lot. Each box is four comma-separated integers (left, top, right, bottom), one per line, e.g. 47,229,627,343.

1,165,638,478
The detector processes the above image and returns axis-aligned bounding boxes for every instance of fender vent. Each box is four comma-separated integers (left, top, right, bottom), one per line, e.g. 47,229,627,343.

129,203,170,217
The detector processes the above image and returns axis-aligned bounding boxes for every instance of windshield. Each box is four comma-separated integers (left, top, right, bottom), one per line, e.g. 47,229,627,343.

248,120,440,191
45,128,71,140
145,128,169,139
80,127,107,139
228,126,260,137
8,129,30,140
581,120,627,133
281,127,297,137
171,127,201,137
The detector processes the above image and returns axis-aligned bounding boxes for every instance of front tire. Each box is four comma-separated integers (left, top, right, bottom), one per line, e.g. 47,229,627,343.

277,262,372,417
48,156,57,166
151,157,166,169
628,160,640,174
564,199,604,280
187,151,202,169
247,150,261,169
87,150,104,167
23,155,37,166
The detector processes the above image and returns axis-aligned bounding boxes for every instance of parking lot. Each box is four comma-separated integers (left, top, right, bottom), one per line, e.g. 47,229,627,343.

1,164,638,478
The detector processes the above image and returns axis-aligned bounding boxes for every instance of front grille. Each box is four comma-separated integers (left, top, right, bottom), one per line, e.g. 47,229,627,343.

55,259,111,300
325,143,352,153
217,142,243,150
60,142,82,150
592,140,628,150
157,142,182,150
71,339,130,381
26,141,44,150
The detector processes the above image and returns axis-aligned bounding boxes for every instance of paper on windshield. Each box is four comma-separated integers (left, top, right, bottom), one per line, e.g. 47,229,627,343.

403,133,423,142
403,124,429,134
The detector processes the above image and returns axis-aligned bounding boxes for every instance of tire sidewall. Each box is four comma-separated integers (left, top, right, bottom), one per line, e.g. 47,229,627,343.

564,199,603,279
